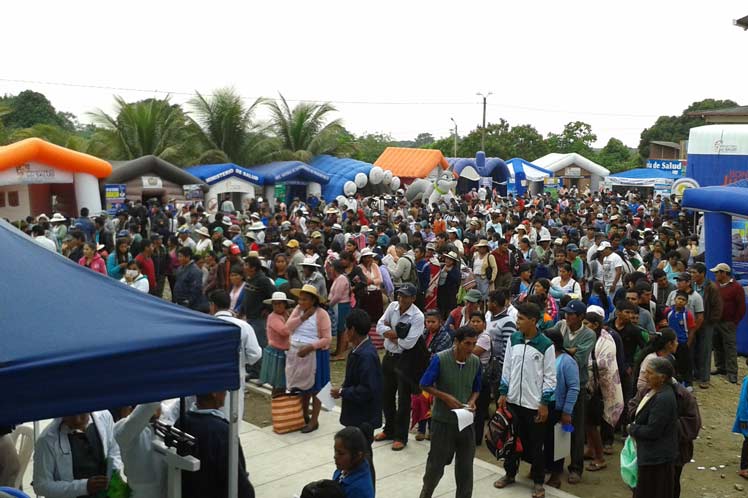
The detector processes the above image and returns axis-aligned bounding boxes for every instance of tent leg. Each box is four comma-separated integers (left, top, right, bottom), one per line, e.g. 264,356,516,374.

228,389,239,498
33,420,40,441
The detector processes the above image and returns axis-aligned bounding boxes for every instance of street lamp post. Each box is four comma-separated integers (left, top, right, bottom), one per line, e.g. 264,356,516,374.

476,92,493,151
450,117,458,157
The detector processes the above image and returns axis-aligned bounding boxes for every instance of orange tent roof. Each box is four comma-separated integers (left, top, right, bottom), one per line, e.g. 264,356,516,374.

374,147,449,178
0,138,112,178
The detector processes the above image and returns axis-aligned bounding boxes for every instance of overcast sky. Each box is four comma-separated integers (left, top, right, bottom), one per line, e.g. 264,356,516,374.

2,0,747,148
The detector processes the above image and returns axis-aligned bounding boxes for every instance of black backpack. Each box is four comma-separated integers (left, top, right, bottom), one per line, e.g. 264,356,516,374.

485,405,522,460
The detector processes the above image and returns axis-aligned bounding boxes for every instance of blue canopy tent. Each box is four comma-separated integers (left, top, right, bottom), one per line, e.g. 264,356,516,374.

504,158,553,196
448,152,510,196
0,219,240,427
245,161,330,204
185,163,263,186
310,155,373,201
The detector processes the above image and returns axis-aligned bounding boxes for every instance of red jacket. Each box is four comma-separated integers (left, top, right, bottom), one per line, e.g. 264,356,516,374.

719,279,746,325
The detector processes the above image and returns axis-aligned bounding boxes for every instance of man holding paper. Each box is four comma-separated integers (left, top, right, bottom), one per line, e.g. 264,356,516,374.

417,326,482,498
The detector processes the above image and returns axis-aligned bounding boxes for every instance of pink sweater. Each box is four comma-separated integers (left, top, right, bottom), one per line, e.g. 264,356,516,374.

328,275,351,306
286,307,332,350
266,312,291,351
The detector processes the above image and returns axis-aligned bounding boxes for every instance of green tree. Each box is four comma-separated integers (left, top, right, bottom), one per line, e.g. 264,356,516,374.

412,132,435,147
637,98,739,160
596,137,639,173
264,95,351,162
351,132,395,163
1,90,75,130
89,96,198,163
188,88,271,166
506,124,548,160
546,121,597,156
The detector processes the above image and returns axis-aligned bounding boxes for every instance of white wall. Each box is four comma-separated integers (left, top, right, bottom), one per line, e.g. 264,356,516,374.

74,172,103,214
0,185,30,221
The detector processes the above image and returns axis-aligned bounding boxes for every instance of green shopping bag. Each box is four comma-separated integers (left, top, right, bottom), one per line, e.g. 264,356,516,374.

620,436,638,488
107,469,132,498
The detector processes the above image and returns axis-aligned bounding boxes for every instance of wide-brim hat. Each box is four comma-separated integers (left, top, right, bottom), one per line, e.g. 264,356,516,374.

301,257,321,268
263,291,295,305
474,239,490,248
50,213,66,222
222,216,232,226
195,227,210,237
358,248,375,261
444,251,460,261
249,221,266,231
290,284,326,304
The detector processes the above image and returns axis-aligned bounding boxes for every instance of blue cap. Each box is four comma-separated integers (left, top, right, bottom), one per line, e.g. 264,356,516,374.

178,227,191,234
396,283,417,297
561,300,586,315
116,229,130,237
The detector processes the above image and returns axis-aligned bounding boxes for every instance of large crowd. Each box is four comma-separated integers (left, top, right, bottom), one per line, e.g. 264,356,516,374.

2,184,748,498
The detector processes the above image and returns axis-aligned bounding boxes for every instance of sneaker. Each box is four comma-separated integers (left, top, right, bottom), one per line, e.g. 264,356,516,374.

686,386,694,393
729,374,738,384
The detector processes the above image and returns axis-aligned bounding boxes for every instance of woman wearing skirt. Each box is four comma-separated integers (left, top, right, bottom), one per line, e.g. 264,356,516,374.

260,291,293,395
286,284,332,433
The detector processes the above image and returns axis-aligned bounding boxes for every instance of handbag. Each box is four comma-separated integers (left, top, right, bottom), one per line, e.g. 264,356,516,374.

271,394,306,434
620,436,638,488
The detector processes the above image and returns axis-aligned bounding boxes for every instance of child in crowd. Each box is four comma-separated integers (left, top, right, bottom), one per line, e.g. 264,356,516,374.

665,290,696,387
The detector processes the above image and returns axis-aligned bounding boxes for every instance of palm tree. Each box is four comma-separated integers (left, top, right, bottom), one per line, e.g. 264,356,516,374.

264,94,352,162
88,96,197,163
188,88,272,166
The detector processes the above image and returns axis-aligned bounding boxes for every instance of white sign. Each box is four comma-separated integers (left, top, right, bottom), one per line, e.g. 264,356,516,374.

0,163,73,186
566,167,582,177
142,176,163,189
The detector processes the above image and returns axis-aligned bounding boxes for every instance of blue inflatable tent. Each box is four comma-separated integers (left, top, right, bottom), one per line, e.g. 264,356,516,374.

310,155,374,201
504,158,553,196
0,219,240,426
448,152,510,196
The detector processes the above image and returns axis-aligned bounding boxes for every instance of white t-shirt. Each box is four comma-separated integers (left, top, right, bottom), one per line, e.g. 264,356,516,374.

475,331,491,366
603,252,624,292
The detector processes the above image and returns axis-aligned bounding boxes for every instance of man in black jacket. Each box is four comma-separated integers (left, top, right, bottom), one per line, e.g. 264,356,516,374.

174,247,208,312
242,256,275,381
332,309,383,484
181,392,254,498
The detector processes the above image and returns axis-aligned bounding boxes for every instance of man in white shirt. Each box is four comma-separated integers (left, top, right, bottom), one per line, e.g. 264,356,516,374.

32,224,58,252
599,241,624,294
209,290,262,421
374,283,425,451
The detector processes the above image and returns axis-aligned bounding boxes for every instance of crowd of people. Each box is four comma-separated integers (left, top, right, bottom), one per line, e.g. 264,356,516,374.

2,184,748,498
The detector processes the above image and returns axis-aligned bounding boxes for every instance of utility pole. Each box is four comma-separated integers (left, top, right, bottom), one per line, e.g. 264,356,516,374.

476,92,493,151
450,117,458,157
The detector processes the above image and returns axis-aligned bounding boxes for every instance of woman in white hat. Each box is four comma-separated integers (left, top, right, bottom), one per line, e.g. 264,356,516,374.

357,248,383,320
286,285,332,433
194,226,213,257
260,292,294,395
472,239,497,299
50,213,68,249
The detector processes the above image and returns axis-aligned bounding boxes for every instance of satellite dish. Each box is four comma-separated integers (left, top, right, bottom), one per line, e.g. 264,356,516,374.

354,172,368,189
369,166,384,185
459,165,481,182
343,181,357,197
383,170,393,185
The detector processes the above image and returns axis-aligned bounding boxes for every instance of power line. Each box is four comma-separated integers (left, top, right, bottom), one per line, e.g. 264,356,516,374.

0,77,663,119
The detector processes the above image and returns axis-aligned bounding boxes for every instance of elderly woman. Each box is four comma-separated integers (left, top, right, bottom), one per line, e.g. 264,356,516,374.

472,239,497,299
300,257,328,302
287,284,332,433
358,248,383,320
260,291,294,395
628,357,680,498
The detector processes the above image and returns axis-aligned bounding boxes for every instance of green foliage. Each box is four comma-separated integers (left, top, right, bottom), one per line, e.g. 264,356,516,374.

265,95,352,162
88,96,197,163
596,138,639,173
638,98,738,160
188,88,272,167
0,90,74,131
351,132,395,163
546,121,597,157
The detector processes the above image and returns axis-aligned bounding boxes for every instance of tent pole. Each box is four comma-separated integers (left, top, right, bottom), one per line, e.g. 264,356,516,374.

228,389,239,498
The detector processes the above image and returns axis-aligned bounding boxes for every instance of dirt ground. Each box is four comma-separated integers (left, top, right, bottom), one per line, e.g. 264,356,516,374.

243,339,748,498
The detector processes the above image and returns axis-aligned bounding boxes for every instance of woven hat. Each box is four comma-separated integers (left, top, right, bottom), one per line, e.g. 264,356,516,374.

290,284,326,303
263,291,295,305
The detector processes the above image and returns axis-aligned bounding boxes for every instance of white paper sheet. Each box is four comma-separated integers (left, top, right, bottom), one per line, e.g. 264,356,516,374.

452,408,474,431
553,423,571,461
316,381,336,411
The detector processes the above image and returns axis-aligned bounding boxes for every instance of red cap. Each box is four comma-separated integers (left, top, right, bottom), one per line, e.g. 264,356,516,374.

230,244,241,255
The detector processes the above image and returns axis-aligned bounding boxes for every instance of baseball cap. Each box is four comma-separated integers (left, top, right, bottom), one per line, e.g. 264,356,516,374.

710,263,732,273
566,243,579,252
463,289,483,303
117,229,130,237
586,305,605,319
311,231,323,239
286,239,300,248
561,300,586,315
229,244,241,255
396,283,418,297
597,241,612,251
674,272,691,281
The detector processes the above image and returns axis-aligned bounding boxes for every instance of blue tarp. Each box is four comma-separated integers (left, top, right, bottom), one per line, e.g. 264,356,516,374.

0,220,240,426
185,163,263,186
310,155,373,201
609,168,680,179
246,161,330,185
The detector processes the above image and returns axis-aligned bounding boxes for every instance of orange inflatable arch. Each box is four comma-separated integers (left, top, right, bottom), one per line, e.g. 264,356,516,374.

0,138,111,178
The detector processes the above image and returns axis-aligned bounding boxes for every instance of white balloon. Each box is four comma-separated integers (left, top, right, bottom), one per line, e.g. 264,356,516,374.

354,172,368,189
383,170,393,185
343,181,357,197
391,176,401,191
336,195,348,209
369,166,384,185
